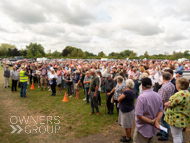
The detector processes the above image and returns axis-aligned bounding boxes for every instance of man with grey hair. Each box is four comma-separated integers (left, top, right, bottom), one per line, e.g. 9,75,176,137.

88,69,100,116
3,63,10,88
105,73,116,115
157,72,175,141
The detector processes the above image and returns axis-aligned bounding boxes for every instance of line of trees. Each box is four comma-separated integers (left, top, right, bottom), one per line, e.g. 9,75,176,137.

0,43,190,60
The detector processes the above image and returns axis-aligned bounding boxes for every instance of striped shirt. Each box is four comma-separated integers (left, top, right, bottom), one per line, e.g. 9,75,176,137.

158,81,175,103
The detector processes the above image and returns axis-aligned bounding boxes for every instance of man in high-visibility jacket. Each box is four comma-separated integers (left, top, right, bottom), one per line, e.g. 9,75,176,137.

20,65,30,97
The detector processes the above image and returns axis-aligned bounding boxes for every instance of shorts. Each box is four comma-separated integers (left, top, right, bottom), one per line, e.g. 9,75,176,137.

74,83,79,90
58,84,61,87
41,77,47,84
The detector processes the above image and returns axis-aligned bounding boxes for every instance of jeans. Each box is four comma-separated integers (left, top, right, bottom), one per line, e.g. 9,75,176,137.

90,91,99,113
159,114,170,140
12,80,18,91
170,125,183,143
72,81,75,94
20,82,27,97
102,77,106,92
61,80,66,90
85,87,89,103
134,80,139,98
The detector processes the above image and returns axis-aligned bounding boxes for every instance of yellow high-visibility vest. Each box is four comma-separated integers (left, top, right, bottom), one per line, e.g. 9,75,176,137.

20,70,28,82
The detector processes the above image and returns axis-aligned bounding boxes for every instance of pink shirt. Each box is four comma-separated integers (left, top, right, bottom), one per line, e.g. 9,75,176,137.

57,70,62,76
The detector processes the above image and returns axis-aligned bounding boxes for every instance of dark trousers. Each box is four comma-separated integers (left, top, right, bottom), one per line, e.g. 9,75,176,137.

85,87,89,103
97,90,101,105
134,81,139,98
51,78,56,95
33,76,37,84
37,76,40,86
30,76,32,84
20,82,27,97
106,93,114,113
67,85,72,96
90,91,99,113
51,84,56,95
114,100,119,115
12,80,17,91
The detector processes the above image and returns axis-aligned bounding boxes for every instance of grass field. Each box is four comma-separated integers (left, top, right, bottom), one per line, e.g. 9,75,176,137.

0,65,118,143
0,64,190,143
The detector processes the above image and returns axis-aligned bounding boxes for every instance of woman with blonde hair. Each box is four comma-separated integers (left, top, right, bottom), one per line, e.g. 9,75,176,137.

49,69,58,96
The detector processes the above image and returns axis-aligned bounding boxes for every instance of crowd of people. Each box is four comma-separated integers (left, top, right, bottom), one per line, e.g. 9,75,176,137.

2,58,190,143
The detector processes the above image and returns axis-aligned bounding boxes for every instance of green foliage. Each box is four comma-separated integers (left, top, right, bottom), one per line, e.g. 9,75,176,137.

1,42,190,60
26,43,45,57
26,50,33,58
20,49,27,57
98,51,106,57
172,51,184,60
51,50,62,58
184,50,190,58
0,43,16,56
143,51,149,59
36,51,43,58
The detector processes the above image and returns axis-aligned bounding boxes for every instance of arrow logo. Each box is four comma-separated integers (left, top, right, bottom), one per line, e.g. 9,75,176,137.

16,125,23,133
10,125,23,133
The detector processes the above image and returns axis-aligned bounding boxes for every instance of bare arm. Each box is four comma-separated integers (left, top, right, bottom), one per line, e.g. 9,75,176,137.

117,93,125,102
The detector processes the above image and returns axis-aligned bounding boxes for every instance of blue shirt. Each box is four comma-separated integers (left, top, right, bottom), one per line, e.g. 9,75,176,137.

73,74,81,83
177,65,184,72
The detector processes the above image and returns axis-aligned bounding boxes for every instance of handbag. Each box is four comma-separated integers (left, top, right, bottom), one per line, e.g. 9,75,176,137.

111,95,114,103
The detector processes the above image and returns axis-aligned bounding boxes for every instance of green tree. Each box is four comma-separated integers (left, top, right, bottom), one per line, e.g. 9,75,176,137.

0,43,16,56
52,50,61,58
71,49,78,57
143,51,149,59
98,51,106,57
26,43,45,57
36,51,42,58
82,52,87,59
20,49,27,57
26,50,33,58
129,52,137,59
62,48,69,57
184,50,189,58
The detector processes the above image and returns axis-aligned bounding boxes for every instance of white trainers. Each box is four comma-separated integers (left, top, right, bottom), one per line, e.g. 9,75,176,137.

83,98,86,101
48,89,51,91
38,86,40,88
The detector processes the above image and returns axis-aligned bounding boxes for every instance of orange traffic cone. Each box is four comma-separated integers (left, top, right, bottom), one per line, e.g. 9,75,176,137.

62,92,68,102
30,82,35,89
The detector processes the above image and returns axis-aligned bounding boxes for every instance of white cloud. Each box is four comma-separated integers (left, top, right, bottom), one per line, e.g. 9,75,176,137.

0,0,190,56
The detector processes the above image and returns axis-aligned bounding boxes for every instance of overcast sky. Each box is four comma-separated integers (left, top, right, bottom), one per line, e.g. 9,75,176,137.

0,0,190,56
